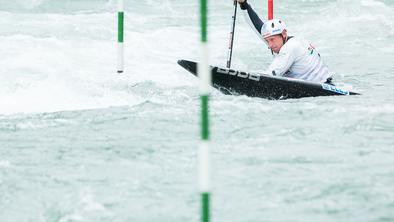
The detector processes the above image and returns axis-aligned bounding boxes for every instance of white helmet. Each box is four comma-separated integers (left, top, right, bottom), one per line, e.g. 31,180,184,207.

261,19,287,38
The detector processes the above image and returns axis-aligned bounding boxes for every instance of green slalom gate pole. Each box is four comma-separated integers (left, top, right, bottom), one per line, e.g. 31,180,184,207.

117,0,124,73
198,0,211,222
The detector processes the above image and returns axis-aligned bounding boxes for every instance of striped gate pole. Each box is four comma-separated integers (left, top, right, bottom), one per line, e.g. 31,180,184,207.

268,0,273,19
117,0,124,73
198,0,211,222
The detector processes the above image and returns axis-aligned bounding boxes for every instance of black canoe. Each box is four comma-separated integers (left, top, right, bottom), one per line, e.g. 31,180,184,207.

178,59,359,100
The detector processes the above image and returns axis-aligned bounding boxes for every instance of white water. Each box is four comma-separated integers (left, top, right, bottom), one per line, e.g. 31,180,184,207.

1,0,394,221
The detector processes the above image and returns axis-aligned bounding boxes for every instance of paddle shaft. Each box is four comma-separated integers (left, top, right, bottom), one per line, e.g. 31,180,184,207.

226,0,237,68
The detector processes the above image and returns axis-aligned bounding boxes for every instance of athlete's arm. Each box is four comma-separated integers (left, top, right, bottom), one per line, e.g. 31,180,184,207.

237,0,266,42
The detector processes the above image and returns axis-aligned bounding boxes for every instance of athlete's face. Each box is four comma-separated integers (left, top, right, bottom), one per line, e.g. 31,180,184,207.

265,31,287,53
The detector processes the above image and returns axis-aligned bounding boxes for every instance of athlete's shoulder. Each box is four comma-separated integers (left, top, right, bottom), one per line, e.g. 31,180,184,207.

279,37,301,53
284,37,313,53
286,37,305,47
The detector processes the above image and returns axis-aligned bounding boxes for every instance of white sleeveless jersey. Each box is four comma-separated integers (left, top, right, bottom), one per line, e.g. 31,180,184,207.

266,37,332,83
239,2,332,83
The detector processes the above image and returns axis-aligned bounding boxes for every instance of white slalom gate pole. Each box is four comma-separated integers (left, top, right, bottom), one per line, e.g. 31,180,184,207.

117,0,124,73
198,0,211,221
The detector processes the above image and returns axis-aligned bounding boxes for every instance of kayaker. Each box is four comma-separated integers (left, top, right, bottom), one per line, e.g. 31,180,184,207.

236,0,333,84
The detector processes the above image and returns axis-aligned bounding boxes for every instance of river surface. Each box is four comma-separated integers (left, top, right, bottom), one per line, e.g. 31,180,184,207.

1,0,393,221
